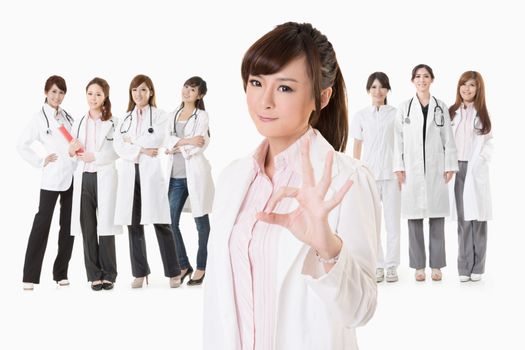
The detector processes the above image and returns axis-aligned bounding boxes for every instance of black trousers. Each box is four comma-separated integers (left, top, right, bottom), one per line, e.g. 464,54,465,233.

23,184,75,283
128,165,181,278
80,172,117,282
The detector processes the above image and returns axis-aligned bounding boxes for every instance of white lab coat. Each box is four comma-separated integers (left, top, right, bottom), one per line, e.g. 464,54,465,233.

113,106,171,225
449,109,493,221
70,115,122,236
165,108,214,217
393,96,458,219
17,104,76,191
203,131,379,350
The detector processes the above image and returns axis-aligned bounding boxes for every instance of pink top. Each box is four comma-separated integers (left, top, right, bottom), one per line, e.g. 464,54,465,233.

455,103,475,161
229,129,313,350
83,114,102,173
134,108,145,164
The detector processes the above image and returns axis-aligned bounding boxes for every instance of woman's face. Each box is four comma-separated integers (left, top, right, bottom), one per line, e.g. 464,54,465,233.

45,84,65,109
246,56,315,142
181,84,201,105
86,84,106,112
368,79,388,105
131,82,152,109
412,68,433,93
459,78,477,103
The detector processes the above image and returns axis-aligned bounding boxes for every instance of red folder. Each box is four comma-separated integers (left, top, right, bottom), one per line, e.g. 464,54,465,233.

58,125,84,154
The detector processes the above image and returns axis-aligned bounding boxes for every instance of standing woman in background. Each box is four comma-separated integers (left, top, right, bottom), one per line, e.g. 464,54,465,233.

114,74,182,288
204,22,379,350
17,75,76,290
70,77,122,291
393,64,458,282
165,76,214,286
350,72,400,283
448,71,493,282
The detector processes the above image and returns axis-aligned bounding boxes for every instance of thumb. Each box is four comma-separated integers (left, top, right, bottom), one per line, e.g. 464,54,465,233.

256,212,290,228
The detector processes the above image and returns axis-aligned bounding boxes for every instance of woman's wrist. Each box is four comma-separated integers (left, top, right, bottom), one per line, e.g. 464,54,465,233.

314,234,342,261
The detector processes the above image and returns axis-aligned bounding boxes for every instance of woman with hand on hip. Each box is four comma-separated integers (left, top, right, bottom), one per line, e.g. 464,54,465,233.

17,75,76,290
204,22,380,350
393,64,458,282
448,71,493,282
114,74,181,288
350,72,400,283
165,76,214,286
69,77,122,291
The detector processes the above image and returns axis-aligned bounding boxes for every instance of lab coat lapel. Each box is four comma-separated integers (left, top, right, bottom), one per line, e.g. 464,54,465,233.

451,109,461,134
96,120,112,151
426,96,436,134
275,131,339,291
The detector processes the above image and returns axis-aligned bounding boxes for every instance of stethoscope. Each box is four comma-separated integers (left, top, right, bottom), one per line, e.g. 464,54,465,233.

119,105,154,134
76,115,115,141
404,96,444,127
171,106,199,136
42,106,73,135
451,110,483,131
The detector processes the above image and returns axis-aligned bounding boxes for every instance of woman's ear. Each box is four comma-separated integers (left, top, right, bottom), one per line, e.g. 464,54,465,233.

320,87,333,110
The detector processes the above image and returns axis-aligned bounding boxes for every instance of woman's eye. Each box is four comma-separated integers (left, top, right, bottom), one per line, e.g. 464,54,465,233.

249,79,261,87
278,85,293,92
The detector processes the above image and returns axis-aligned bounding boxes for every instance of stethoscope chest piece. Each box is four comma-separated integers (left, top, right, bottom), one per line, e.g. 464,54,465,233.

404,117,411,124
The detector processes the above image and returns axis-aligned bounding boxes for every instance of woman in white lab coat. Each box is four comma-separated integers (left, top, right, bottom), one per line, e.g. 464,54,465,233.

204,22,379,350
17,75,75,290
350,72,400,283
393,64,458,282
70,77,122,291
114,74,181,288
165,76,214,286
448,71,493,282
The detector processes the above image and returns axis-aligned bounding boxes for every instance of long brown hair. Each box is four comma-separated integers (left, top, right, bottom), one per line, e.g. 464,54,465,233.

241,22,348,152
127,74,157,112
449,71,491,135
86,77,112,121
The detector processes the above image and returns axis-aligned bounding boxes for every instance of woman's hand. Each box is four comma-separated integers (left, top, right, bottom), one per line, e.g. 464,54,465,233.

165,147,181,155
141,148,159,157
78,152,95,163
68,139,82,157
394,171,405,190
444,171,454,183
257,139,353,261
44,153,57,167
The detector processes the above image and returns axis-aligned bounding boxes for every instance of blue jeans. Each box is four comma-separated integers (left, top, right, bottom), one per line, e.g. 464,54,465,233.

168,178,210,270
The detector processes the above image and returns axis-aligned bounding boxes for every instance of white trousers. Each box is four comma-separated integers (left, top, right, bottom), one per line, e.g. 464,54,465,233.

376,179,401,268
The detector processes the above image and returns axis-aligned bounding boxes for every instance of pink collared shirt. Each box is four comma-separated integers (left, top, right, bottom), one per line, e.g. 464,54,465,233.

83,113,102,173
229,129,313,350
456,103,475,161
133,107,145,164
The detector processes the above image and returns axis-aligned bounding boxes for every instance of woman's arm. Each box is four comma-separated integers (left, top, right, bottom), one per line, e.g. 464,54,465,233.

353,139,362,159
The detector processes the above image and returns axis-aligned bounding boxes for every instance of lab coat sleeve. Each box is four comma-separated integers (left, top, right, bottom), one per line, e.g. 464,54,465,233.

134,109,169,149
17,117,44,168
349,111,363,140
180,111,210,159
164,111,183,149
301,163,379,328
479,130,494,162
95,118,119,166
113,118,142,161
392,106,405,172
441,105,459,172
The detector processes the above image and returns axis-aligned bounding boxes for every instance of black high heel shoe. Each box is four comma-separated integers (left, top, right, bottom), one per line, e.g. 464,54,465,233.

187,272,205,286
102,281,114,290
180,266,194,284
91,281,103,291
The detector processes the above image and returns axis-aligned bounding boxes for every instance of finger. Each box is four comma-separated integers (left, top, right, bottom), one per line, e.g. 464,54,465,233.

265,186,299,213
300,138,315,187
256,211,290,228
318,151,334,195
326,179,354,210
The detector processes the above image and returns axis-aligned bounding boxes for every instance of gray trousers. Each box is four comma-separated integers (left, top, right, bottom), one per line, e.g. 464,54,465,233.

454,161,488,275
408,218,446,269
80,172,117,282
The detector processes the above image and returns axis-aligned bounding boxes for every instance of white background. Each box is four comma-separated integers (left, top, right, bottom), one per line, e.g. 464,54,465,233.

1,0,523,349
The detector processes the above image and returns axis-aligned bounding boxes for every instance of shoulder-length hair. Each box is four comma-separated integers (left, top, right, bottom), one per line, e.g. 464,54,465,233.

448,71,491,135
86,77,112,121
127,74,156,112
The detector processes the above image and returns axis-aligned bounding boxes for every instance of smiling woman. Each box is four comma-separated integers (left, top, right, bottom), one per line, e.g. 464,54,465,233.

203,22,381,350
